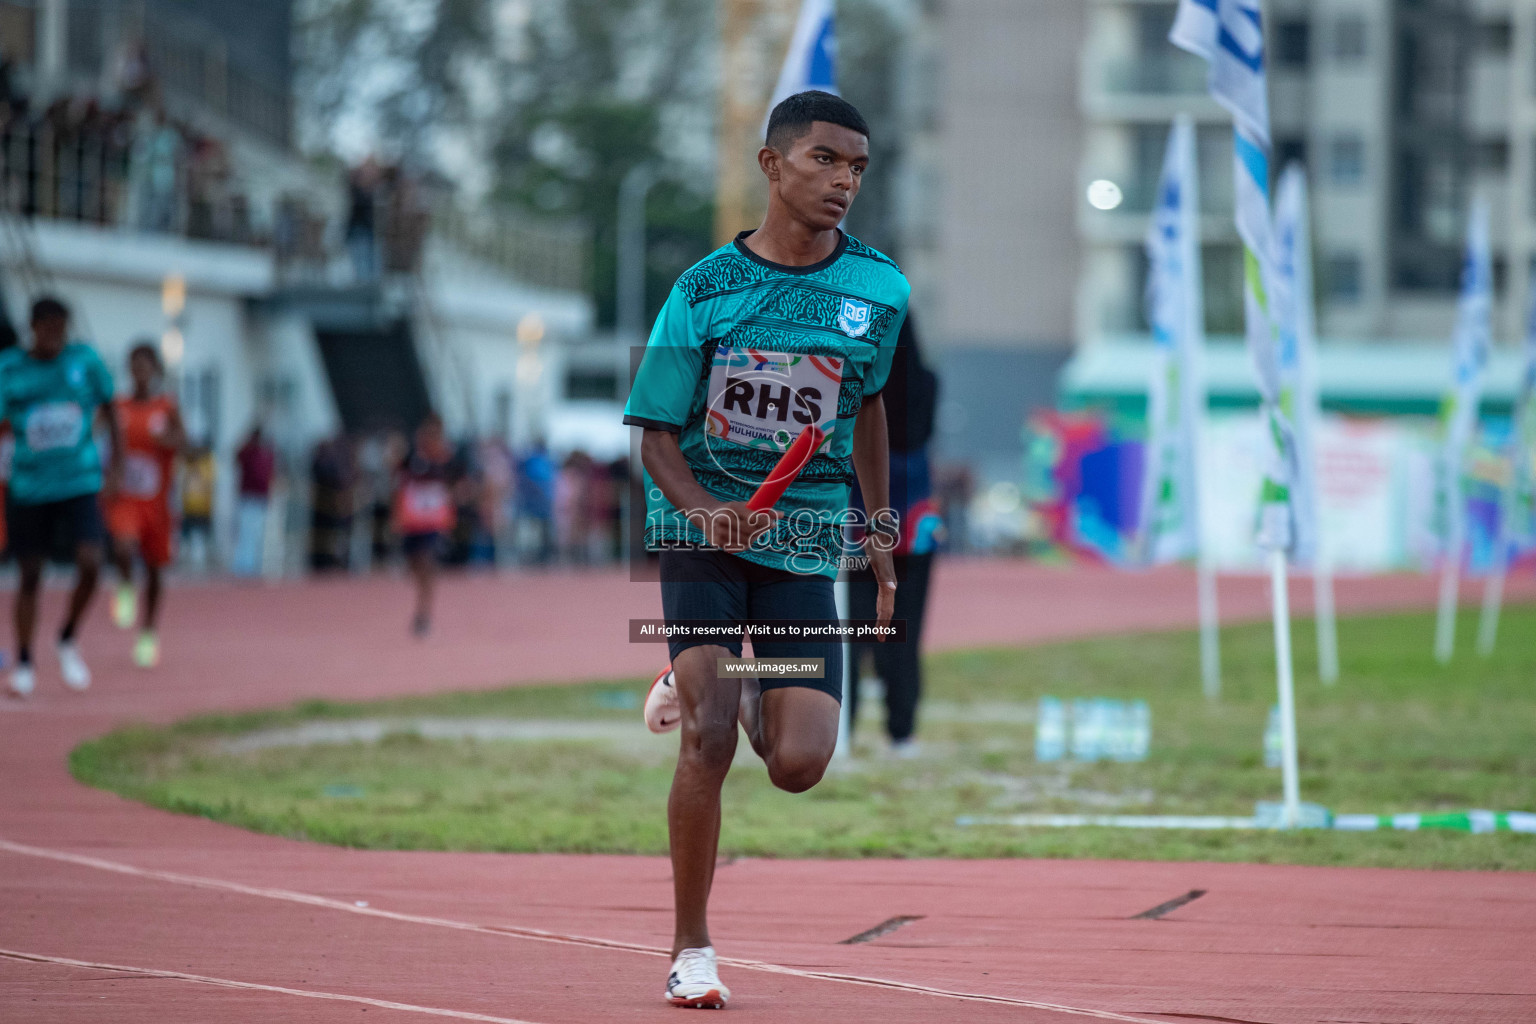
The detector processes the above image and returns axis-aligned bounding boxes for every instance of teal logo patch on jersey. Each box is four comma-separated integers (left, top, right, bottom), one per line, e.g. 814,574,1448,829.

837,297,872,338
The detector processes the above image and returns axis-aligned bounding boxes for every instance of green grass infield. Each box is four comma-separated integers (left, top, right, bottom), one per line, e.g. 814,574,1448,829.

72,605,1536,870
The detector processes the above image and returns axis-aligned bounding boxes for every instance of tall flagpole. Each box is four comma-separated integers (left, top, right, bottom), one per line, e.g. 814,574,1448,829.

1176,117,1222,700
1172,0,1301,825
1139,115,1221,698
1275,165,1339,683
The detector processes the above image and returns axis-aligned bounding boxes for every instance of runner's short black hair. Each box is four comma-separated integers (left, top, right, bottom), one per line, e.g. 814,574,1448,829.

128,339,163,369
765,90,869,153
30,295,69,323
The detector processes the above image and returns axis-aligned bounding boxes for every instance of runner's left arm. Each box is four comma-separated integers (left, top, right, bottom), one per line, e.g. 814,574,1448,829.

852,392,897,637
852,295,907,639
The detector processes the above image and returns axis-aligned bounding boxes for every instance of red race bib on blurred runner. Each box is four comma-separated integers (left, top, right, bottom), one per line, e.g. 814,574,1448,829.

396,480,454,534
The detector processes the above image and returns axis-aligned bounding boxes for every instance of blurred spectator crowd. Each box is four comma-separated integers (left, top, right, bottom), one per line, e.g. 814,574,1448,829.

0,46,431,281
276,429,633,575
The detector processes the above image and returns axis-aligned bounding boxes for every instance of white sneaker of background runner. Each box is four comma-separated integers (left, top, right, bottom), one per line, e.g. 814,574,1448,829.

665,945,729,1008
8,663,35,698
644,664,681,734
58,642,91,691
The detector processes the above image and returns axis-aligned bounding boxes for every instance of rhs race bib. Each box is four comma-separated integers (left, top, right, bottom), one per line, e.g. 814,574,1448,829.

704,346,842,452
24,402,84,453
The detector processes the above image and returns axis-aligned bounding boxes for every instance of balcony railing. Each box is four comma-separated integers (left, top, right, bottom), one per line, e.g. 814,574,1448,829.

431,203,589,295
1095,55,1209,96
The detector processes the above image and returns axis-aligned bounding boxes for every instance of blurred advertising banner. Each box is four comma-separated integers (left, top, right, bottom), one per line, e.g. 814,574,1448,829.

1202,415,1423,572
1026,410,1535,575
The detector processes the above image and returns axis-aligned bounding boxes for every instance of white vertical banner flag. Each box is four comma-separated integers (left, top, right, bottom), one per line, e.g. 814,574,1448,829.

768,0,838,117
1138,117,1202,565
1271,166,1317,566
1273,164,1339,682
1173,0,1296,553
1477,262,1536,655
1172,0,1302,826
1138,115,1222,698
1434,200,1492,663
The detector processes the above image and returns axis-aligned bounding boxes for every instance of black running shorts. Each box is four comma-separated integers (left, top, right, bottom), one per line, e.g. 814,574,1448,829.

5,491,105,562
659,546,842,702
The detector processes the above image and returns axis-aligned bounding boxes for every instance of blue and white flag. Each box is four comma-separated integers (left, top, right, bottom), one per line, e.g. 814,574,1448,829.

768,0,837,118
1169,0,1218,59
1138,117,1204,565
1439,200,1492,556
1272,164,1320,567
1504,265,1536,547
1172,0,1296,552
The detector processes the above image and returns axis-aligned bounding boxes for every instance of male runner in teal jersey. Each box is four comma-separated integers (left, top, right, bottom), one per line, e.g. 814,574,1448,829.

1,297,122,697
623,91,907,1008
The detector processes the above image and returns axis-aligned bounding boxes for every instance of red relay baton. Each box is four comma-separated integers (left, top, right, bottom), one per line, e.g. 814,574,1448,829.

746,425,825,512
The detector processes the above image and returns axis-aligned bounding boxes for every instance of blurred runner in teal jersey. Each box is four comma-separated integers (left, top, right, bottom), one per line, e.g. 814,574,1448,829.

1,297,123,698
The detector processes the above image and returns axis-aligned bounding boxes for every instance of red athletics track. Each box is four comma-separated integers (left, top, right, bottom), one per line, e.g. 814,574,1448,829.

1,560,1534,1023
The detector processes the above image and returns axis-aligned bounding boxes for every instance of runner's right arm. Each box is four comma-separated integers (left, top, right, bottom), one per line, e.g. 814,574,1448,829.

639,429,777,553
627,284,779,552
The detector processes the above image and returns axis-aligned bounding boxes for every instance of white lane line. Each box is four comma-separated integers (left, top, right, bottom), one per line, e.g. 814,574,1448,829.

0,836,666,956
0,947,546,1024
0,836,1163,1023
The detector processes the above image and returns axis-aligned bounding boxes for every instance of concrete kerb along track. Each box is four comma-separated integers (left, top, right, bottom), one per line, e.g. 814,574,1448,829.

1,561,1533,1023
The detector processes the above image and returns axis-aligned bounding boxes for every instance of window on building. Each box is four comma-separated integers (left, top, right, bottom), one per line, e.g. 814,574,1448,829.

1196,126,1235,212
1328,136,1366,185
1202,244,1244,334
1333,17,1367,61
1135,5,1176,55
1527,139,1536,216
1275,137,1309,173
1276,20,1310,68
1477,19,1513,56
1325,254,1363,302
566,369,618,401
1475,139,1510,173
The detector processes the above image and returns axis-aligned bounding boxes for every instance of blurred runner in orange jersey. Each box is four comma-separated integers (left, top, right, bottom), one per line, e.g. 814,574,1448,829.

105,342,185,668
393,412,463,637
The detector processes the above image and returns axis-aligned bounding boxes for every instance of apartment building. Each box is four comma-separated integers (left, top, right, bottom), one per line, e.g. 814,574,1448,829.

1078,0,1536,348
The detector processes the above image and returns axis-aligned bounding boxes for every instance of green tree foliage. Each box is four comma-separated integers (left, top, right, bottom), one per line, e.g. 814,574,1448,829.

296,0,716,327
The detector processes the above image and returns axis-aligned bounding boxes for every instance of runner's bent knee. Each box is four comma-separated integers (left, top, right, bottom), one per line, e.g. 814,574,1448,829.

766,750,829,794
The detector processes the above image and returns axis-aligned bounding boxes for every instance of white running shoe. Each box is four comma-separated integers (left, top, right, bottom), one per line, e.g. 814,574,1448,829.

644,663,681,734
665,946,729,1009
8,663,35,699
133,631,160,669
58,641,91,691
111,583,137,631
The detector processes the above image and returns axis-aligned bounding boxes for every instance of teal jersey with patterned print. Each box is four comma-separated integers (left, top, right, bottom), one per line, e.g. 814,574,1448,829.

623,230,910,578
0,342,115,504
